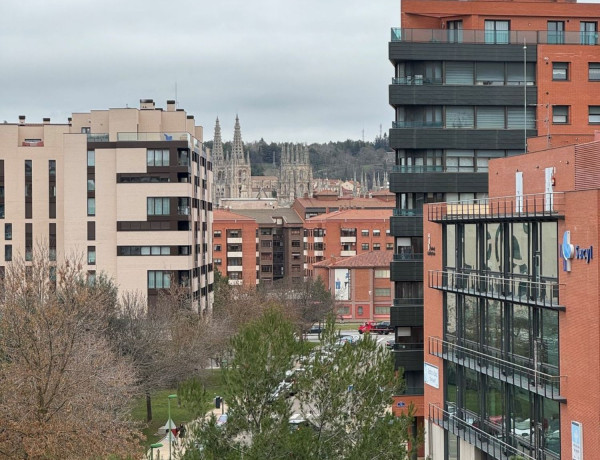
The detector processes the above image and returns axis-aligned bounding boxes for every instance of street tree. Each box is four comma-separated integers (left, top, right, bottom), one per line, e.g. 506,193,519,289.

181,311,420,459
0,253,142,459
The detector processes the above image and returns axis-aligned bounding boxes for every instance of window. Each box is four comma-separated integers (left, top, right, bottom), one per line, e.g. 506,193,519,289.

373,230,381,237
484,20,509,44
87,197,96,216
581,21,597,45
547,21,565,44
361,243,369,250
214,258,222,265
446,106,474,128
589,106,600,124
4,223,11,240
374,288,391,297
373,243,381,251
590,63,600,81
447,20,463,43
147,149,170,167
88,246,96,265
214,244,222,252
291,240,301,247
553,105,569,124
375,306,390,315
5,245,11,262
260,228,272,235
148,270,171,289
552,62,569,81
49,160,56,176
337,306,350,315
87,179,95,191
375,269,390,278
361,230,369,236
147,197,170,216
386,243,394,250
214,230,222,238
87,150,95,167
357,306,364,316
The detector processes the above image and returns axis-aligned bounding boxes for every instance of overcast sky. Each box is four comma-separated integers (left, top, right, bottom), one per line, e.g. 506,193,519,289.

0,1,598,143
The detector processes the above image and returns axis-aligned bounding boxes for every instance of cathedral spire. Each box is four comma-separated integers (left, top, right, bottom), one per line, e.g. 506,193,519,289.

232,115,245,163
213,117,224,163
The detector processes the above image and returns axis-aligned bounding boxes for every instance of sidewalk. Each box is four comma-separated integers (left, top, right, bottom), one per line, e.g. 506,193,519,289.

144,402,229,459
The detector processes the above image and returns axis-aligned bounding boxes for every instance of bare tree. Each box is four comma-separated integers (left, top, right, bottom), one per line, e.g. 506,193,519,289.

0,253,142,459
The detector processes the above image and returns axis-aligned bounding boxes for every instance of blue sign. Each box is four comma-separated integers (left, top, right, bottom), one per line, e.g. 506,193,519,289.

561,231,592,272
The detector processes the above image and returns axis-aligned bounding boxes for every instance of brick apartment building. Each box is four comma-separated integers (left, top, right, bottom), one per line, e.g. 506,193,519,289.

291,189,394,220
388,0,600,451
304,209,394,278
212,209,258,286
423,137,600,459
313,251,394,321
0,99,214,312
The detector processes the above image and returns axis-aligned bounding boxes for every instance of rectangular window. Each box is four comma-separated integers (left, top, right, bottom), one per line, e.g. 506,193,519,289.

48,160,56,176
552,62,569,81
476,107,505,128
4,223,11,240
553,105,569,124
214,258,222,265
547,21,565,44
447,20,463,43
361,230,369,236
374,269,390,278
291,240,301,247
375,306,390,315
147,149,170,167
87,221,95,240
446,106,474,128
484,20,509,44
386,242,394,250
49,223,56,261
214,230,222,238
581,21,597,45
589,63,600,81
589,106,600,124
361,243,369,250
148,270,171,289
87,246,96,265
25,160,32,177
5,244,12,262
373,230,381,236
445,61,474,85
87,179,95,191
87,150,95,167
87,198,96,216
374,288,391,297
214,244,222,252
373,243,381,251
476,62,504,85
25,223,32,261
147,197,170,216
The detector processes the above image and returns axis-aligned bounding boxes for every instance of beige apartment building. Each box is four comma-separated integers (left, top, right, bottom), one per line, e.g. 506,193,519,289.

0,99,214,313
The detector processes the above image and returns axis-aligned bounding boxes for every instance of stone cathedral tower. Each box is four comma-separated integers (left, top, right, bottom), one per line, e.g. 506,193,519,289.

278,143,313,205
212,116,252,206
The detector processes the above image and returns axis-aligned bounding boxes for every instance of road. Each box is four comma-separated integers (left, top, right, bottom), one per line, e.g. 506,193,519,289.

305,329,393,347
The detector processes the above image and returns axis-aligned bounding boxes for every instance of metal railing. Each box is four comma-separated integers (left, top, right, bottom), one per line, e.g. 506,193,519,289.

392,165,443,173
116,132,201,149
428,192,565,222
393,253,423,261
428,269,562,309
392,208,422,217
429,337,564,400
393,297,423,306
392,76,443,85
390,342,424,352
87,133,109,142
392,27,598,46
393,120,443,129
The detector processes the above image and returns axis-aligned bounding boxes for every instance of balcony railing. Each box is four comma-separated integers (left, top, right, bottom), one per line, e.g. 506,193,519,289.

392,120,443,129
392,208,422,217
392,27,598,46
393,253,423,261
392,76,443,85
116,132,201,149
429,337,564,400
429,404,559,460
392,165,443,173
428,269,562,309
86,133,109,142
393,297,423,306
428,192,565,222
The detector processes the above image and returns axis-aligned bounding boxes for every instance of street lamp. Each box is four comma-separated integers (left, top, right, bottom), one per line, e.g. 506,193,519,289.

149,443,163,460
167,394,177,460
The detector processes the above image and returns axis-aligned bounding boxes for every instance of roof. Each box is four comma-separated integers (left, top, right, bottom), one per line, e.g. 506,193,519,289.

307,208,393,222
213,209,257,222
233,208,304,225
294,196,394,209
313,251,393,269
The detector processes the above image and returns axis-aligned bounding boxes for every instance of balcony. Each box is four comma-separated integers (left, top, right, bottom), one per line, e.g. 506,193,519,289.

392,165,442,173
393,208,423,217
393,252,423,262
392,343,423,371
116,132,201,149
87,133,109,142
391,305,423,328
429,337,565,401
428,269,563,310
393,297,423,307
391,259,423,282
340,250,356,257
429,404,560,460
391,27,598,46
340,236,356,243
428,193,565,222
393,120,443,129
392,76,442,85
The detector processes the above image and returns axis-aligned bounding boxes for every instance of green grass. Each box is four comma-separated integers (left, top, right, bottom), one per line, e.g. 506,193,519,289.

131,369,226,449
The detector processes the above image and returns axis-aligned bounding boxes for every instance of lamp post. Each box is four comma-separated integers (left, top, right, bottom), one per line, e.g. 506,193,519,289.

149,442,163,460
167,394,177,460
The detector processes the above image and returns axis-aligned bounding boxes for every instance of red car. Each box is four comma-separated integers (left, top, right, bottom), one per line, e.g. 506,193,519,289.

358,322,375,334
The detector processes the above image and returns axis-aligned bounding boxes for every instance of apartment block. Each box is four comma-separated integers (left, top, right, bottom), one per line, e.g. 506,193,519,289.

424,137,600,459
212,209,258,286
0,99,213,312
388,0,600,450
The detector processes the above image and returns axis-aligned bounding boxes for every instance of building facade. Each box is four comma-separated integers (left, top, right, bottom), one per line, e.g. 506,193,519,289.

278,143,313,205
0,99,214,312
212,209,258,286
423,137,600,459
388,0,600,446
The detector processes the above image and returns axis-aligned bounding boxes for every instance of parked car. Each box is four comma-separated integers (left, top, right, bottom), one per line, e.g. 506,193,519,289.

308,323,322,334
371,321,394,335
358,321,375,334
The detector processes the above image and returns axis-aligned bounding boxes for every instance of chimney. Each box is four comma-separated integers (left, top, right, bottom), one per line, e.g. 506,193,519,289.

167,100,176,112
140,99,155,110
68,117,72,125
43,117,50,124
18,115,25,125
